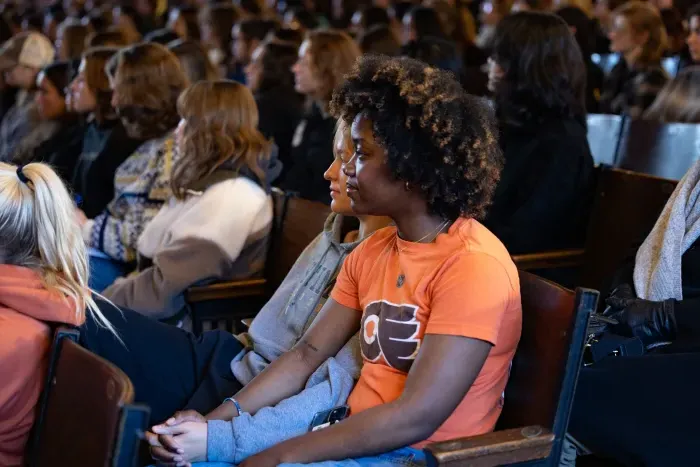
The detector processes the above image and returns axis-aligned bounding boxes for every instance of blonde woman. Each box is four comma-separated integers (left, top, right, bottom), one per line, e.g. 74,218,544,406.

282,30,360,203
0,163,116,466
102,80,280,320
600,1,669,117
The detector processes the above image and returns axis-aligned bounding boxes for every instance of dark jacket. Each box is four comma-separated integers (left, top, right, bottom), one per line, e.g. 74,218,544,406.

255,86,303,181
33,119,85,182
599,60,669,117
280,102,336,204
483,116,595,255
71,119,144,218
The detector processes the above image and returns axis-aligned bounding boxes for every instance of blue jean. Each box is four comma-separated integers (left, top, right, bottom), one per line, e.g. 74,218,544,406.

188,447,427,467
88,249,127,292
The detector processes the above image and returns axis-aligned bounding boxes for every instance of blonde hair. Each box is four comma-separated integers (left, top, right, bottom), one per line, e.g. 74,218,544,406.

305,30,361,107
613,1,667,65
172,80,272,198
0,163,117,335
644,66,700,123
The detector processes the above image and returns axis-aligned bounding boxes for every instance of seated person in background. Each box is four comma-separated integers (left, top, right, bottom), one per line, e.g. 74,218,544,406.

77,43,187,292
169,39,221,83
245,39,303,177
198,3,240,79
569,158,700,466
102,80,281,320
0,32,55,161
55,19,90,61
80,120,391,450
0,162,117,467
484,12,595,254
42,2,66,41
232,18,278,79
68,47,144,219
357,25,401,56
12,61,83,179
282,30,360,203
557,6,605,113
167,6,202,41
112,5,142,44
148,55,521,467
644,66,700,122
599,1,669,117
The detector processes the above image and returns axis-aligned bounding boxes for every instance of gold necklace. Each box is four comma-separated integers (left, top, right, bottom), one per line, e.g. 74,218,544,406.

396,220,450,287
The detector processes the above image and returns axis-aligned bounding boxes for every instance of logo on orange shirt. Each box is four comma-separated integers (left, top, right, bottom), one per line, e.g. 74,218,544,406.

361,300,422,373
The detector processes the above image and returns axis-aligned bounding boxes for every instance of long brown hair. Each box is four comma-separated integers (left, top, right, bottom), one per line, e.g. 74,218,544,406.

171,80,272,199
644,66,700,123
83,46,118,123
613,1,667,66
305,29,360,107
58,20,90,60
110,42,188,139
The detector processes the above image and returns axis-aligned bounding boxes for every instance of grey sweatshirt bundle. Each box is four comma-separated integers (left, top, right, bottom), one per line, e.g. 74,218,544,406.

206,214,364,464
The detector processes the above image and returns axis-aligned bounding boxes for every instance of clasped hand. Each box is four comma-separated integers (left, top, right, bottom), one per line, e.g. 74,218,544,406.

146,410,208,467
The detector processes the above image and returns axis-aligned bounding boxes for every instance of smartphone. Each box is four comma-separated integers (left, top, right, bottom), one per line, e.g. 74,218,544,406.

310,405,350,432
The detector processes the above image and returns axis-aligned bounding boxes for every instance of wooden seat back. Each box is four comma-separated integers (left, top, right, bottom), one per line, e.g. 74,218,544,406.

497,272,597,464
579,167,677,292
266,194,332,294
616,119,700,181
587,114,624,167
31,331,148,467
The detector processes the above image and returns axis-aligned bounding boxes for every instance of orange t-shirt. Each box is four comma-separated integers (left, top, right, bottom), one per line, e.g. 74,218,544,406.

331,217,522,447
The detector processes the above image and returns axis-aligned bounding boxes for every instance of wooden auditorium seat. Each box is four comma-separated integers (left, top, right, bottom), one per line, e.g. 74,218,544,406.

616,119,700,181
424,272,598,466
186,189,332,334
578,167,677,293
28,327,149,467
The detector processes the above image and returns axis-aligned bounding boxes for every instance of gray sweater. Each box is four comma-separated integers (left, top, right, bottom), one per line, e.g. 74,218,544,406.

206,214,363,464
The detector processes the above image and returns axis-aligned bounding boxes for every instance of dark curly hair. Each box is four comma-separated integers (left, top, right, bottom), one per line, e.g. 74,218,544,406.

491,12,586,127
330,55,503,221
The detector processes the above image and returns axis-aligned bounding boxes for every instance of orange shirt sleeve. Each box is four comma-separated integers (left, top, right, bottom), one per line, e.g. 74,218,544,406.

426,253,515,345
330,241,367,311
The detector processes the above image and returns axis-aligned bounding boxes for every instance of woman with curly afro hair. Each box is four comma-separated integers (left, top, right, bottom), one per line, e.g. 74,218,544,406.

175,55,521,467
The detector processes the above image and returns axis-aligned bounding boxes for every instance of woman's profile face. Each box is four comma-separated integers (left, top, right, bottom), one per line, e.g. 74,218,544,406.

68,60,97,115
245,45,264,93
608,15,642,55
291,40,321,97
688,15,700,63
343,113,404,216
36,73,66,120
324,129,353,215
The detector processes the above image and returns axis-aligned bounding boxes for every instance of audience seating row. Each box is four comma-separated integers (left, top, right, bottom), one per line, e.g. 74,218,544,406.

586,114,700,181
29,272,598,467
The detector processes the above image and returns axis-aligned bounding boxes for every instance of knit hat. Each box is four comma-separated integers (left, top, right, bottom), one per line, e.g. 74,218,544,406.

0,32,56,71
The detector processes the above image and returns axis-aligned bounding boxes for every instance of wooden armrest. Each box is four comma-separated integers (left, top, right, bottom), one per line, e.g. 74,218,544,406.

424,426,554,467
512,249,585,271
186,279,267,302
